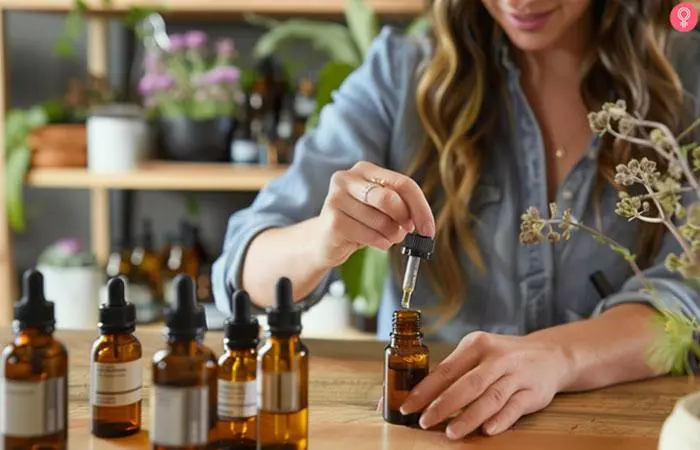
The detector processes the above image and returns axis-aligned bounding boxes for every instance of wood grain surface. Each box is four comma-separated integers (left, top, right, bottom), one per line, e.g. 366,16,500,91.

1,328,696,449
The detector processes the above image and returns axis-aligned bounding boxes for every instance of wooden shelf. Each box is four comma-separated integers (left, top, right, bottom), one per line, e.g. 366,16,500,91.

27,161,288,191
0,0,427,16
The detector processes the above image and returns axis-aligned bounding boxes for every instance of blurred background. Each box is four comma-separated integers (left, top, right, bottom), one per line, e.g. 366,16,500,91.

0,0,430,339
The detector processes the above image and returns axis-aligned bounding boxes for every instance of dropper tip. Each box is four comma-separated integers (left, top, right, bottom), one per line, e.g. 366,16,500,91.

276,277,293,310
232,290,251,322
22,269,45,304
106,277,126,306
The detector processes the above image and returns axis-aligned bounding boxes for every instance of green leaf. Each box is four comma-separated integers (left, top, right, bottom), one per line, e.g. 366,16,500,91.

315,62,356,111
252,19,362,66
5,146,31,232
338,248,366,301
359,247,389,316
405,14,431,36
74,0,89,12
344,0,379,57
244,13,282,29
183,193,200,218
305,61,355,132
338,247,390,317
124,6,162,29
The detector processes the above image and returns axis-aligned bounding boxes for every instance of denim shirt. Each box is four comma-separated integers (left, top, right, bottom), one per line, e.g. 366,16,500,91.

212,26,700,341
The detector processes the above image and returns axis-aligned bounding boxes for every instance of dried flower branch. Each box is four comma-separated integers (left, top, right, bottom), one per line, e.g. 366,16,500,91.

520,99,700,375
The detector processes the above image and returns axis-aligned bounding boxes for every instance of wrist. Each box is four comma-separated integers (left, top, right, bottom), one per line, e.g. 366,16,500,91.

296,217,335,273
524,330,579,392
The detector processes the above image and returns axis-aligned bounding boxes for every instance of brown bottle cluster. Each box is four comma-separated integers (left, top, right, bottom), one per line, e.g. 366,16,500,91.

1,270,68,449
106,218,214,325
383,309,429,427
1,271,312,449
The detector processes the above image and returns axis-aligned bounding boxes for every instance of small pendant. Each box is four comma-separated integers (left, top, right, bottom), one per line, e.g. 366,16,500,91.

555,147,565,159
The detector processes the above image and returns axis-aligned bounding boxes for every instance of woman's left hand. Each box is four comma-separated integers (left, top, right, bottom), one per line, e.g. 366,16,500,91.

399,331,574,440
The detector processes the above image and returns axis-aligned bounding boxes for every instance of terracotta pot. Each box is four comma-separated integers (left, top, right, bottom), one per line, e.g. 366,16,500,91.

28,124,87,168
658,390,700,450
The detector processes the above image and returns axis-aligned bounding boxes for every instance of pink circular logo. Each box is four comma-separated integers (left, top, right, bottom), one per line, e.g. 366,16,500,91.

670,3,698,32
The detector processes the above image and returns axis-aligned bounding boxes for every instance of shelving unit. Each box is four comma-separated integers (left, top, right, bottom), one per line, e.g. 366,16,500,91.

0,0,428,325
0,0,425,16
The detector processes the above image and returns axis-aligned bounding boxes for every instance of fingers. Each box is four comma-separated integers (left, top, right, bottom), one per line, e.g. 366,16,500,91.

400,331,489,414
334,181,408,244
445,376,518,440
326,208,392,250
482,390,539,436
417,359,506,429
349,161,436,237
345,173,414,233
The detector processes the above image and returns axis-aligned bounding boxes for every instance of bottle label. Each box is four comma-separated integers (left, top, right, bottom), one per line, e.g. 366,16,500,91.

0,377,66,437
258,372,300,413
150,385,209,446
217,379,256,419
91,359,143,407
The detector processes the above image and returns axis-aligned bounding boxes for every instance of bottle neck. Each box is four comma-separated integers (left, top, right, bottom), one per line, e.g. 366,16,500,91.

389,309,423,347
13,325,54,346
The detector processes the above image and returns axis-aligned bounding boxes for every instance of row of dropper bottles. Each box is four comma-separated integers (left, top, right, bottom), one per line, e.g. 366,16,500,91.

0,268,308,450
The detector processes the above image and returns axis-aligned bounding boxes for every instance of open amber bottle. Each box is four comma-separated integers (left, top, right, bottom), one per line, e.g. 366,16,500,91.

1,269,68,449
90,276,142,438
257,277,308,450
383,309,429,426
216,290,260,449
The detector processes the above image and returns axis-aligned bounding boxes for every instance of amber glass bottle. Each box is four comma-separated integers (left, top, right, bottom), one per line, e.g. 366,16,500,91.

383,309,429,426
151,275,212,450
196,306,219,445
129,218,162,322
217,290,260,449
257,277,308,450
0,269,68,449
106,237,132,279
90,277,143,437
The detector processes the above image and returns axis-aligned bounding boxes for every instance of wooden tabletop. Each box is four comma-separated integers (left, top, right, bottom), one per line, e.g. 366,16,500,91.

1,328,696,449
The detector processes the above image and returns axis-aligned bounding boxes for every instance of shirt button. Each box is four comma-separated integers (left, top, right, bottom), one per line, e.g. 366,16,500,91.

562,190,573,201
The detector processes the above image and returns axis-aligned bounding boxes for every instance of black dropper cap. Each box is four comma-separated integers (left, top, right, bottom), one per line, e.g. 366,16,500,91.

99,277,136,334
401,233,435,260
266,277,302,336
165,274,205,339
224,290,260,348
14,269,55,331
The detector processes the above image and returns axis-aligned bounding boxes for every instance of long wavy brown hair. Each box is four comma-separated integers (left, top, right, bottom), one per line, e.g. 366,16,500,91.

396,0,687,328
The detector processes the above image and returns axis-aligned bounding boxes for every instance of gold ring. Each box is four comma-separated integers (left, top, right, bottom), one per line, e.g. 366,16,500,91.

370,177,386,187
361,182,380,204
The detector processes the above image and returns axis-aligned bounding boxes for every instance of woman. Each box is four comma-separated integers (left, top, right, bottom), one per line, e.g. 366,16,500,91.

213,0,700,440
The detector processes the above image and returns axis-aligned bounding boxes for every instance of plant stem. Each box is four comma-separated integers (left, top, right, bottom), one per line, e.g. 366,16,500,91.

544,218,650,288
677,117,700,142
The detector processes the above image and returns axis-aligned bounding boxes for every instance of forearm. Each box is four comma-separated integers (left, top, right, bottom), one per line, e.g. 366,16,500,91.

526,303,665,392
241,217,331,309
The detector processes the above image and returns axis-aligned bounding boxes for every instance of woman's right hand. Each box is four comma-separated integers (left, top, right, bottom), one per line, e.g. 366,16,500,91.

314,161,436,269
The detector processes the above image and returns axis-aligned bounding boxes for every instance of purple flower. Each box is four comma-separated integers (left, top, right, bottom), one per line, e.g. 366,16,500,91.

216,38,236,58
185,30,207,49
139,73,175,95
195,66,240,86
56,238,81,255
168,33,187,52
143,51,163,73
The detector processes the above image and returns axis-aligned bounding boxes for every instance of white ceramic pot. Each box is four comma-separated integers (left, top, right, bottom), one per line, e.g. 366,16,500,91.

37,265,102,330
87,103,150,173
301,280,351,335
658,390,700,450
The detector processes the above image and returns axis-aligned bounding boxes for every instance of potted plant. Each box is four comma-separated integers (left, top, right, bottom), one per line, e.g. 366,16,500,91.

249,0,430,331
138,30,244,162
4,76,118,233
36,238,101,330
517,101,700,449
